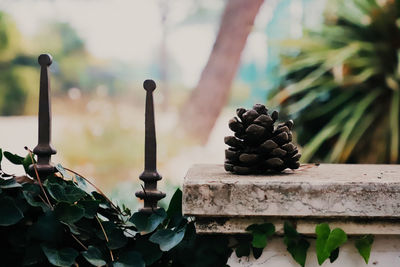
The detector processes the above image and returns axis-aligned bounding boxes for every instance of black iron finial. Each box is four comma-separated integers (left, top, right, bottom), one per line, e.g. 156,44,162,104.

135,80,166,213
30,54,56,178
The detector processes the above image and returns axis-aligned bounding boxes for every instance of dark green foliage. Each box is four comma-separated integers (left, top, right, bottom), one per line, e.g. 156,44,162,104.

149,227,186,251
41,245,79,267
233,222,276,260
235,241,251,257
315,223,347,265
283,221,310,267
0,195,24,226
45,180,87,203
269,0,400,164
54,202,85,223
81,245,106,266
0,68,28,116
252,247,263,259
246,223,275,248
0,150,233,267
130,209,167,233
355,234,374,264
4,151,25,165
0,11,36,116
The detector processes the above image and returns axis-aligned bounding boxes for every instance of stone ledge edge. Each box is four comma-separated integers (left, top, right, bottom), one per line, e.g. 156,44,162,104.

194,216,400,235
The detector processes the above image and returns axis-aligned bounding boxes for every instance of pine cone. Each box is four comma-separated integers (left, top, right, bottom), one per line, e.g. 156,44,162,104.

224,104,301,174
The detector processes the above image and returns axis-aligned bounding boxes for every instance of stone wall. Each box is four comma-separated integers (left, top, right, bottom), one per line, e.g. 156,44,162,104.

183,164,400,266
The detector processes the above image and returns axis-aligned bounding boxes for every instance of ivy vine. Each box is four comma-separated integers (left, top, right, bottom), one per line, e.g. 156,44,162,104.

234,220,374,266
0,148,375,267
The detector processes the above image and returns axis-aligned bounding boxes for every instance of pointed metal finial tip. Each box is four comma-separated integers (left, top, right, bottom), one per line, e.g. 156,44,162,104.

38,54,53,66
143,79,156,92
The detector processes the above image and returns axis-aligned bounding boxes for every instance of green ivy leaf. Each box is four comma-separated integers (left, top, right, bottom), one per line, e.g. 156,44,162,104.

63,222,80,235
129,212,148,231
22,154,35,174
130,208,167,233
148,209,167,230
246,223,275,249
22,183,50,212
54,202,85,223
46,182,87,203
98,221,128,249
355,234,374,264
235,242,250,257
167,188,182,218
41,245,78,267
74,174,92,192
0,195,24,226
167,188,182,227
92,191,112,209
289,239,310,266
0,148,3,165
315,223,330,264
325,228,347,253
174,220,196,251
283,222,310,267
114,251,145,267
122,204,131,216
55,164,73,179
315,223,347,265
0,177,22,189
149,226,186,251
78,199,100,219
81,245,106,266
252,231,268,248
135,237,163,265
30,212,64,243
3,151,24,165
252,246,263,259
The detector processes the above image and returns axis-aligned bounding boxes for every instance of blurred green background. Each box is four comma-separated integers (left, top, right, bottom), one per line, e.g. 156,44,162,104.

1,0,399,210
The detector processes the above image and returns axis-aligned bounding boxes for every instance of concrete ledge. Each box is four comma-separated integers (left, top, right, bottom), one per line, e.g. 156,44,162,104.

183,164,400,234
195,217,400,235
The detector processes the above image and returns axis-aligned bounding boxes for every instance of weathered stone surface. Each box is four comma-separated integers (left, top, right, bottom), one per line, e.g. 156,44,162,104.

183,164,400,218
194,217,400,235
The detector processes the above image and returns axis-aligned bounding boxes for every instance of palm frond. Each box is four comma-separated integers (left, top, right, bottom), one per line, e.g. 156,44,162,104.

269,0,400,163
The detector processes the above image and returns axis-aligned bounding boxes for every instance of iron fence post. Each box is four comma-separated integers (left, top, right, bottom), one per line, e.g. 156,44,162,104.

135,80,166,213
29,54,57,178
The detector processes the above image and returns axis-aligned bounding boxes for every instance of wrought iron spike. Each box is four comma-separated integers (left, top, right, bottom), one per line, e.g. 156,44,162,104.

29,54,57,178
135,80,166,214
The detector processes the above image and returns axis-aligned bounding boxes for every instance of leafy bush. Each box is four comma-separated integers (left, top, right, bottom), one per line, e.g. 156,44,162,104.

0,148,232,267
269,0,400,163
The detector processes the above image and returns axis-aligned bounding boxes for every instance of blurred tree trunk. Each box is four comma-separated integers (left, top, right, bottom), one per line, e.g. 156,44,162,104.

179,0,264,144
